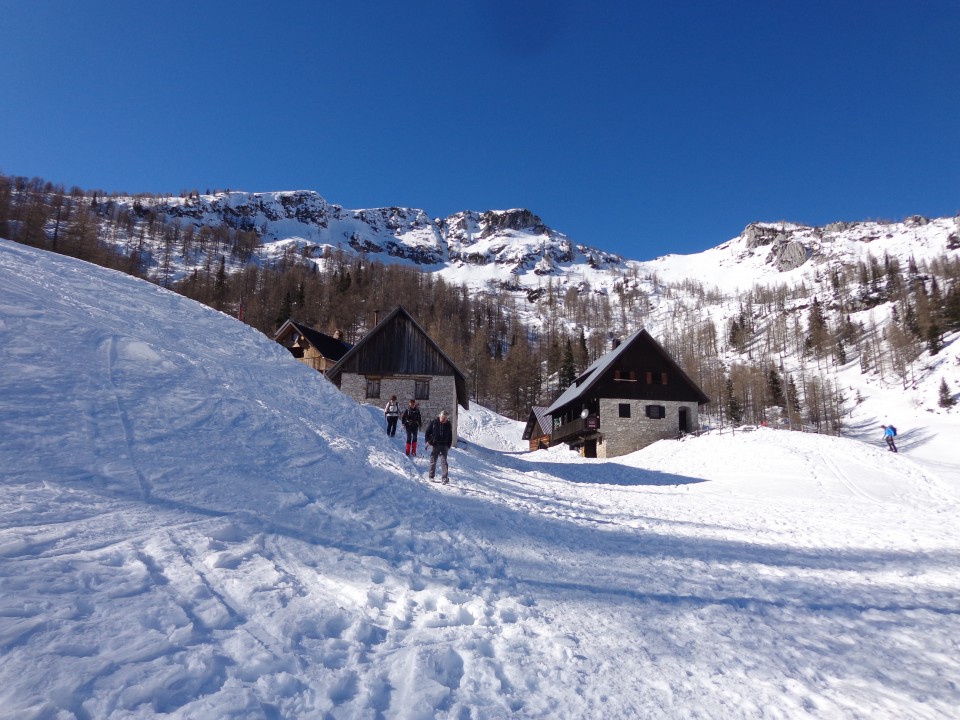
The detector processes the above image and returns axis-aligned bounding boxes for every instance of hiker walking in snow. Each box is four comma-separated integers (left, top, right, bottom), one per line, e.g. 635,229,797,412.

425,410,453,484
383,395,400,437
882,424,898,453
401,399,422,456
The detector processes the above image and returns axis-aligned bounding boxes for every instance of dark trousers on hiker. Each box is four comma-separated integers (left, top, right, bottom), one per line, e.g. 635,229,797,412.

886,436,898,453
429,444,449,482
386,416,398,437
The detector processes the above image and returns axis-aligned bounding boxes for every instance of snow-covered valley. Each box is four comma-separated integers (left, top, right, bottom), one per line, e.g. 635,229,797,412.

1,239,959,719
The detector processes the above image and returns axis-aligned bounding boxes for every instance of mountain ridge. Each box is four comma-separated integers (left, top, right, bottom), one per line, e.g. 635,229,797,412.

117,188,959,295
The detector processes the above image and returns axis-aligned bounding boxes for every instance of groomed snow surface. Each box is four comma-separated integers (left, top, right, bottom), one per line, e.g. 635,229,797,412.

1,239,958,719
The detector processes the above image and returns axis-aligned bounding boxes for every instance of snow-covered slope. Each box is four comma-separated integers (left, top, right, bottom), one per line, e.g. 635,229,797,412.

2,239,960,718
638,215,960,293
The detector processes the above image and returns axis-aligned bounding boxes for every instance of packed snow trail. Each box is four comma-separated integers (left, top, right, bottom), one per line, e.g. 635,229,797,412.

2,239,959,719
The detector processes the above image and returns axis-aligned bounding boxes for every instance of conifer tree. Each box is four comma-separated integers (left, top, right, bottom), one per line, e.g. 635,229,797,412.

926,321,942,355
939,378,956,408
806,296,829,356
725,376,743,424
559,339,577,388
767,367,785,408
786,375,802,426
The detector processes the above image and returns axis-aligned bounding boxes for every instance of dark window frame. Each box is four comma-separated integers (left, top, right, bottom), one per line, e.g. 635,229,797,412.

618,403,631,418
414,380,430,400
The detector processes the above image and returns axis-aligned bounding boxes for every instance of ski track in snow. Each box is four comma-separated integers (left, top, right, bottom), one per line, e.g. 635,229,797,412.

1,239,960,719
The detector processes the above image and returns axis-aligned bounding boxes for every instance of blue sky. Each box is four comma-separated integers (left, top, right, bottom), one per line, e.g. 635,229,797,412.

2,1,958,259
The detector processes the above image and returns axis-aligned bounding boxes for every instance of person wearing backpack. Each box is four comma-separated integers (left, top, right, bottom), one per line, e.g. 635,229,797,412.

882,424,898,453
424,410,453,483
400,399,422,456
383,395,400,437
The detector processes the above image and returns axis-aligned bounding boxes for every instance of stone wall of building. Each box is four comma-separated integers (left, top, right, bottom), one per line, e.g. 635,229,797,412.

597,398,699,458
338,373,460,446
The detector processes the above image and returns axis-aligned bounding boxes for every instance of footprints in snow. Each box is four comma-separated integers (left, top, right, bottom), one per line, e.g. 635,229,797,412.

178,518,546,715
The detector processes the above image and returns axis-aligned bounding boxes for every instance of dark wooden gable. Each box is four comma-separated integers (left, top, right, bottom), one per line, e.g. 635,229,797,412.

592,334,708,403
547,328,709,419
337,312,451,376
326,305,469,408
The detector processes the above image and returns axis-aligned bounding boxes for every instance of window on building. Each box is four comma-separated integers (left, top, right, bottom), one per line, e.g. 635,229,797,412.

645,371,653,384
645,404,666,419
618,403,631,418
661,372,668,385
366,379,381,399
414,380,430,400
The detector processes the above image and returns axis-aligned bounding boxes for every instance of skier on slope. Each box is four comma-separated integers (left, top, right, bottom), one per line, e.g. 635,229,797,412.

881,424,898,453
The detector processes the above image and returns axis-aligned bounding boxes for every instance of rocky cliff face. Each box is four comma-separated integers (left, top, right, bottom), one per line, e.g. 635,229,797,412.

732,215,959,276
119,191,627,286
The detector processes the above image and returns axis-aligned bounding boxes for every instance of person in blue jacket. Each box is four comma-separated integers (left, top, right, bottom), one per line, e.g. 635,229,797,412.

881,424,898,453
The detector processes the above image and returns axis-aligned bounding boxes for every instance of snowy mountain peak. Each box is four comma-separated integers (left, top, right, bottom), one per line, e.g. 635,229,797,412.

642,213,960,292
112,190,629,288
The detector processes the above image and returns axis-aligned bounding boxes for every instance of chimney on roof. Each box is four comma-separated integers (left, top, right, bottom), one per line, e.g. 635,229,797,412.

611,338,621,350
373,310,380,326
333,329,343,340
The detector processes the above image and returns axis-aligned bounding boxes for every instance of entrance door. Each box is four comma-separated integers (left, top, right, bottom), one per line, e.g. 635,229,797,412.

679,407,690,434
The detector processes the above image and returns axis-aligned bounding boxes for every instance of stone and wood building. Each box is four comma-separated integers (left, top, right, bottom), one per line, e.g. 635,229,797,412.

324,305,469,446
274,319,352,374
545,328,709,458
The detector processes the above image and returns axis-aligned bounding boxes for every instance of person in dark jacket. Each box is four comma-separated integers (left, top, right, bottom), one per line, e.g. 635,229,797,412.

400,399,422,456
383,395,400,437
425,410,453,483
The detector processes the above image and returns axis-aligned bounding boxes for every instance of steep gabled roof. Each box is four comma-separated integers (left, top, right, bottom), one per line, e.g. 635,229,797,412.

546,327,709,415
274,319,352,361
522,406,552,440
325,305,469,409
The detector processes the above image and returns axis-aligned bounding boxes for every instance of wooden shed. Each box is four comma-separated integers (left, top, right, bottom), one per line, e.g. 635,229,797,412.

325,305,469,446
522,406,553,451
274,319,352,374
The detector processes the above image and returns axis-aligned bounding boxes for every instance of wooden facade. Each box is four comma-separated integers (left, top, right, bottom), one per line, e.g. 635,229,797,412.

546,329,709,458
521,406,553,451
274,319,352,374
325,305,469,446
